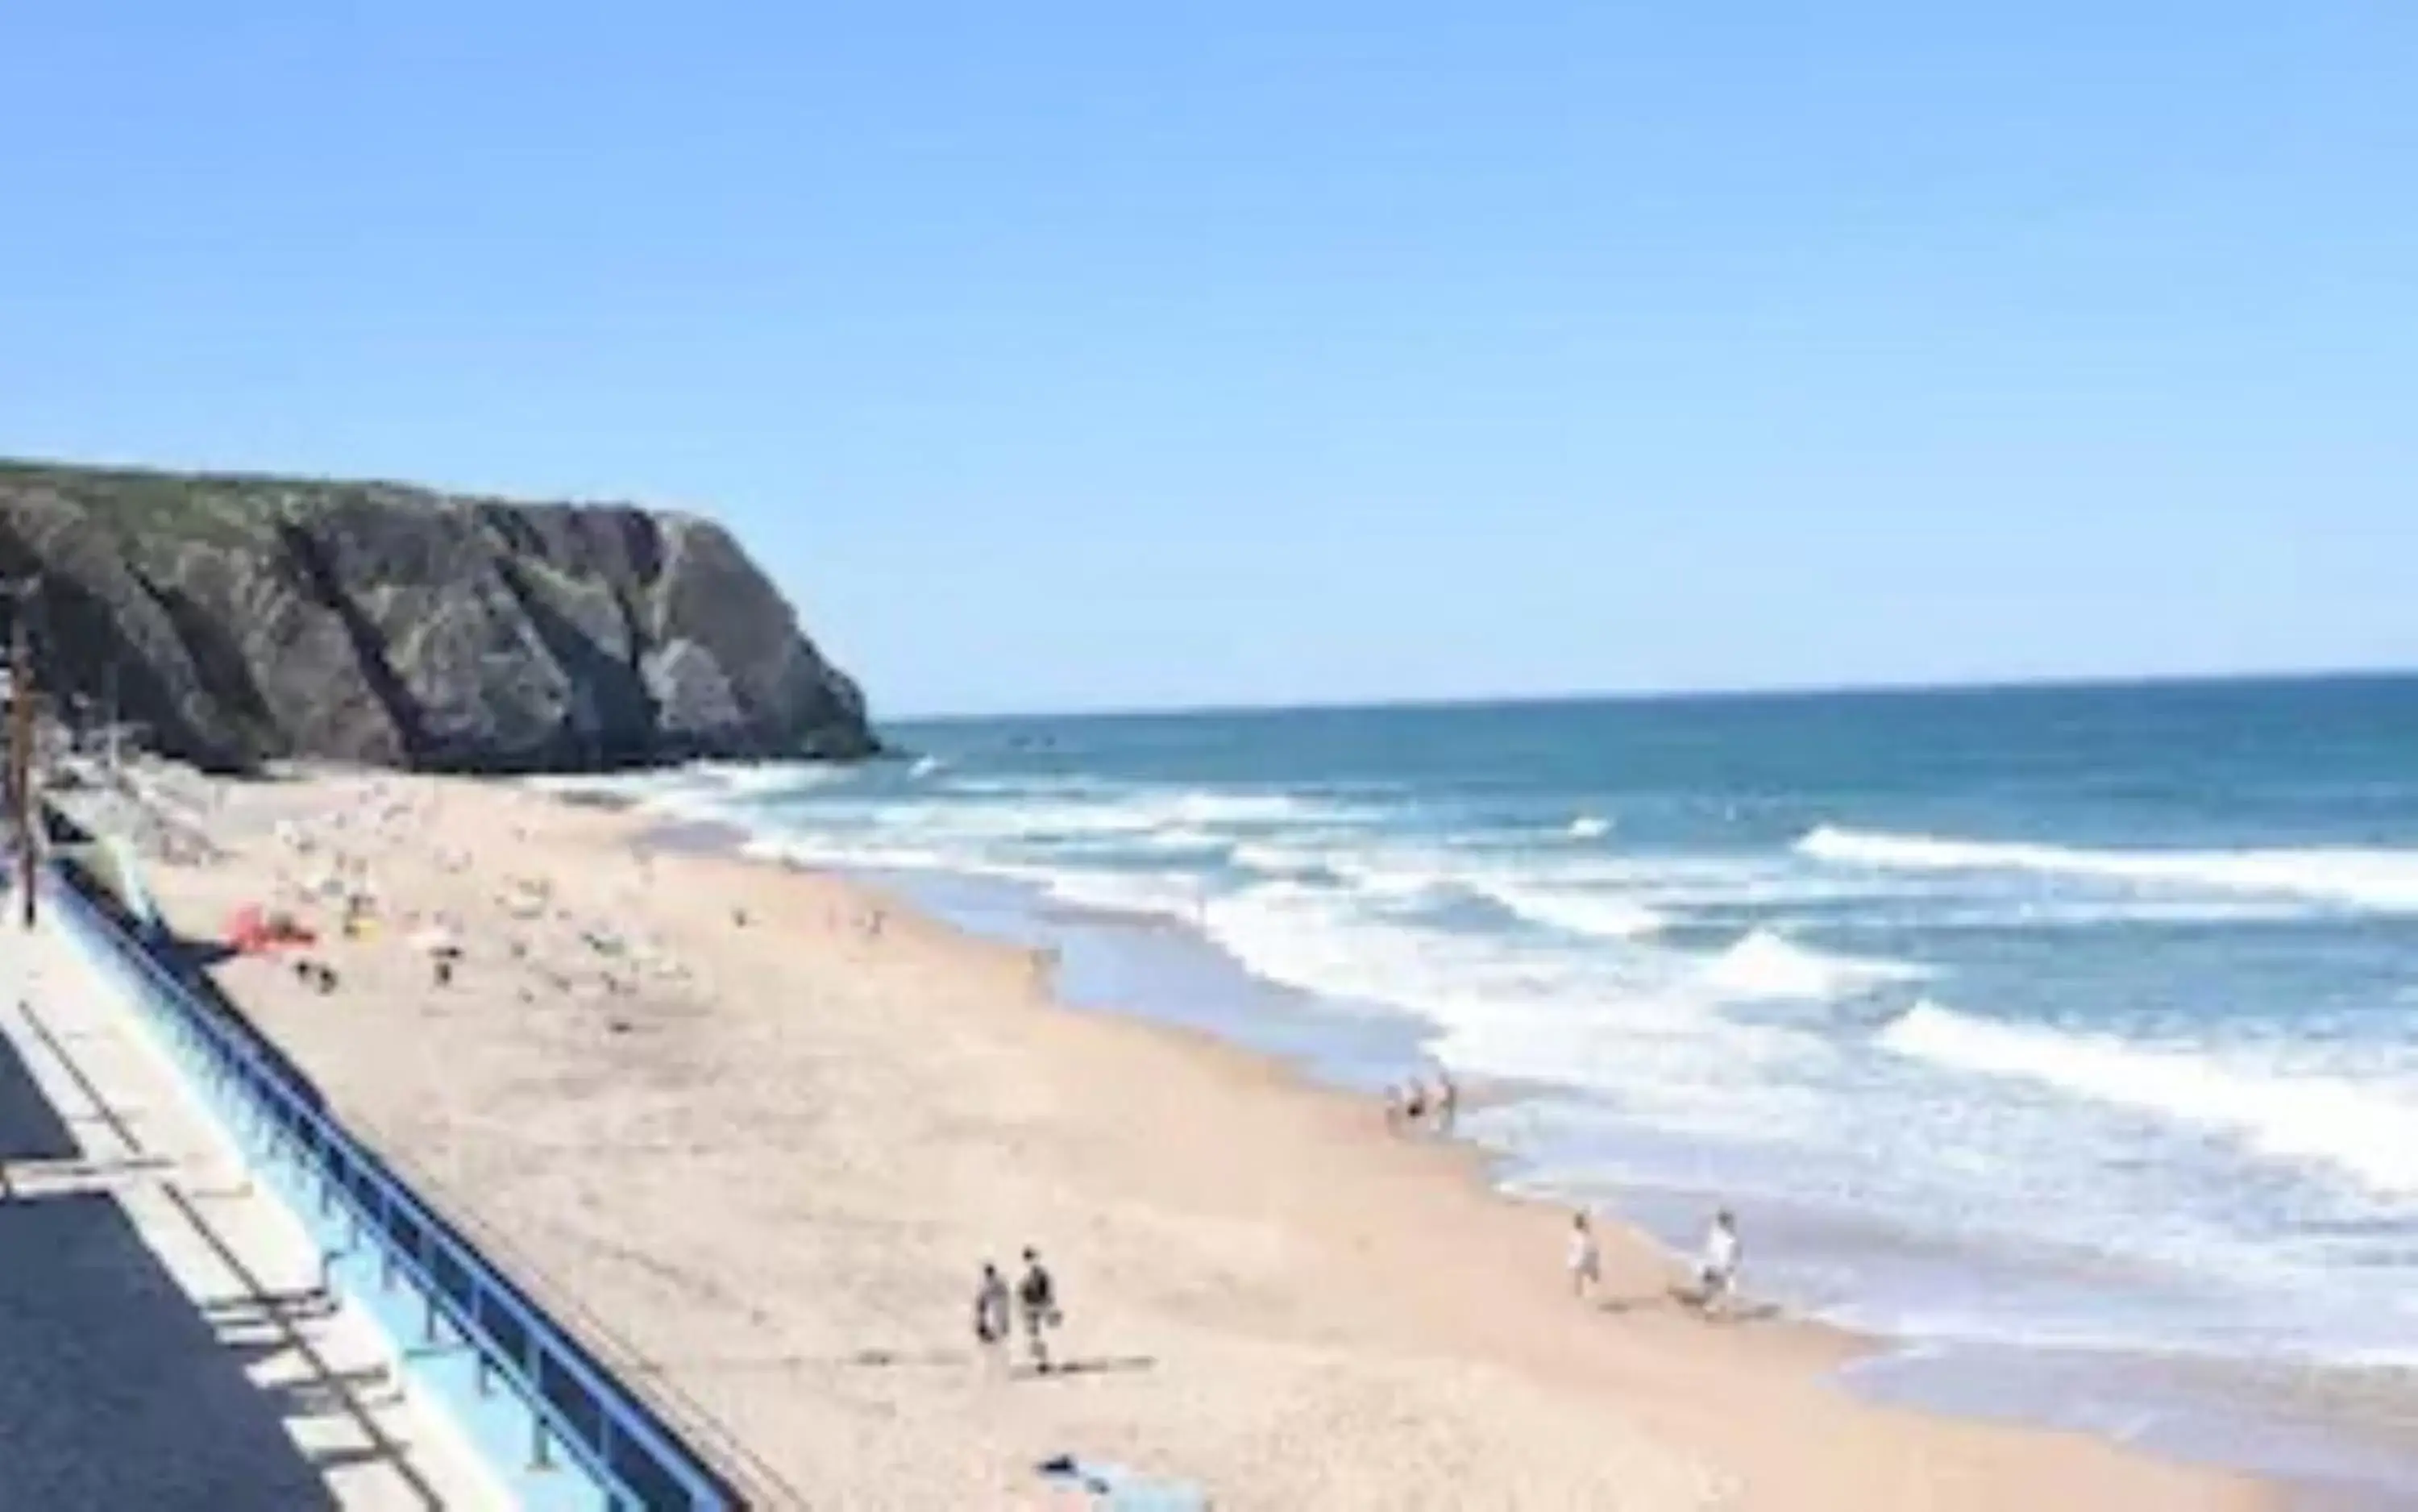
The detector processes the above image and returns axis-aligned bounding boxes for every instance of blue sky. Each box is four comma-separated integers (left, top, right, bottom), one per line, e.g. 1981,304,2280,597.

3,4,2412,717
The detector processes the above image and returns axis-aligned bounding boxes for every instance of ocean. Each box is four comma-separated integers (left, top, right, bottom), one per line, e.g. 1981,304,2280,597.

584,675,2418,1497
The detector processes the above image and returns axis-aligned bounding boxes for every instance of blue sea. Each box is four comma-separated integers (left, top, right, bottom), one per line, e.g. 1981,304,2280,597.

585,675,2418,1497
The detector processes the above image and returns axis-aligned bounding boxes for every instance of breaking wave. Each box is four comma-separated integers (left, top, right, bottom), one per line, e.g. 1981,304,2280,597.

1880,1002,2418,1194
1702,928,1927,1000
1800,826,2418,913
1477,881,1665,941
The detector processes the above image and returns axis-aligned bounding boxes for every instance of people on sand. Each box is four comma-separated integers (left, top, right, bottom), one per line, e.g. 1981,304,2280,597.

1385,1073,1462,1135
974,1262,1012,1366
1568,1211,1602,1301
1018,1248,1062,1372
1694,1209,1743,1316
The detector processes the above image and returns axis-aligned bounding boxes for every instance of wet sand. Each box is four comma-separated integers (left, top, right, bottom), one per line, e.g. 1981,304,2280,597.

104,767,2273,1510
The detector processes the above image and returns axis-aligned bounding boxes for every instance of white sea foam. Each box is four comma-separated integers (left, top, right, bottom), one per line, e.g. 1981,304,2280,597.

1194,880,1822,1135
1881,1002,2418,1194
739,831,965,878
1567,814,1612,840
1232,841,1480,903
1202,881,1459,1009
1545,853,1922,910
850,789,1337,849
1136,825,1224,852
944,774,1111,798
1801,825,2418,912
1228,841,1333,878
908,755,945,779
1335,858,1466,901
690,760,845,800
1148,789,1347,826
1477,880,1665,941
1227,838,1668,941
533,760,858,825
1035,868,1210,920
740,830,1206,922
1703,928,1927,1000
1900,897,2323,929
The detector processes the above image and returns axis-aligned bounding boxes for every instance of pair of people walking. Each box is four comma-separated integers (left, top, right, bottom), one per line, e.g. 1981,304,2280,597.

1567,1207,1743,1316
1385,1068,1457,1135
974,1248,1063,1373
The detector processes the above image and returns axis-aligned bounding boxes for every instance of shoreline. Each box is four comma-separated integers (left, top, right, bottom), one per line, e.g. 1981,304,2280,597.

811,860,1888,1374
100,767,2276,1508
850,849,2418,1507
816,852,2418,1504
803,855,1872,1344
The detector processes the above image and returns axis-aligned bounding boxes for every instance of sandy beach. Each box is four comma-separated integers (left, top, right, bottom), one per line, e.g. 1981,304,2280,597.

90,766,2273,1510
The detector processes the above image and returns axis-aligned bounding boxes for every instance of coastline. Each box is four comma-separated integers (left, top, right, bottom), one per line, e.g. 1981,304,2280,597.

106,767,2274,1508
825,857,2418,1508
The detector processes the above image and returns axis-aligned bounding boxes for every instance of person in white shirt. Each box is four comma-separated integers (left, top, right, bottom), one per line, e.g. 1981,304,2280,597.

1696,1209,1742,1316
1568,1211,1602,1301
972,1262,1012,1369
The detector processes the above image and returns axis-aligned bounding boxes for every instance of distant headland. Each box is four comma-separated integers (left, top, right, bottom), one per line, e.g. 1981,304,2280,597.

0,457,877,774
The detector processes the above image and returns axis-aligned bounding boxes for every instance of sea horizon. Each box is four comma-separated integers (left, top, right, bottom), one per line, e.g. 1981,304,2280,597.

882,663,2418,730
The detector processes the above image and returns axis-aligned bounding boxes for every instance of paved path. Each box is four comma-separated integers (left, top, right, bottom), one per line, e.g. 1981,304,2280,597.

0,920,501,1512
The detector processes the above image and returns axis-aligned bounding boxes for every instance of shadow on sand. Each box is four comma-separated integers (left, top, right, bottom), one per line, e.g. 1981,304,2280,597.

1586,1290,1784,1325
1014,1355,1159,1383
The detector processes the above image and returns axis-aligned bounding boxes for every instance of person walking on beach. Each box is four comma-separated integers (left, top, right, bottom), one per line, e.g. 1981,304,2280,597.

1568,1211,1602,1301
1695,1210,1742,1317
1402,1078,1429,1129
1435,1069,1459,1134
974,1262,1012,1369
1018,1248,1062,1373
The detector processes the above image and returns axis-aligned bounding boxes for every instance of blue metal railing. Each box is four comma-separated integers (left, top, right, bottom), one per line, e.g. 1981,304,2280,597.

39,858,742,1512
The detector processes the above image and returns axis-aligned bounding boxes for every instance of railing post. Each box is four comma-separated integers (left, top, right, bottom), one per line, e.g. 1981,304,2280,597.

419,1227,442,1345
468,1290,495,1396
379,1186,397,1291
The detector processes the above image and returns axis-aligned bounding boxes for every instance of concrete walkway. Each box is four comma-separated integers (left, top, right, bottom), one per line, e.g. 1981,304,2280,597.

0,920,501,1512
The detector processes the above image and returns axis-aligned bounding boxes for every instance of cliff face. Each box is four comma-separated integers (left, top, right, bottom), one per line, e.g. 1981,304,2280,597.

0,459,877,773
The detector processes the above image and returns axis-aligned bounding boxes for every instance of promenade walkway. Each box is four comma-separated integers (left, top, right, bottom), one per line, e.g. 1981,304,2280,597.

0,917,498,1511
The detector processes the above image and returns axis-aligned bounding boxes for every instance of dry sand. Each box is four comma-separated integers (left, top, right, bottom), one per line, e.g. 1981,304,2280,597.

105,768,2274,1510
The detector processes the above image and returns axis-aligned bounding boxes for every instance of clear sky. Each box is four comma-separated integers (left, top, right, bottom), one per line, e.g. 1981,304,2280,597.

3,5,2412,717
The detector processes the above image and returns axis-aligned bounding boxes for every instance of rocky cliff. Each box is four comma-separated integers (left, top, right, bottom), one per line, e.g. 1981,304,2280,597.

0,459,877,773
